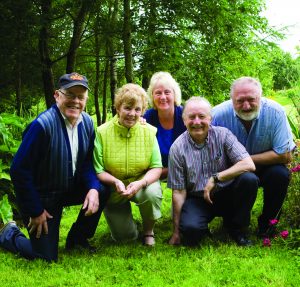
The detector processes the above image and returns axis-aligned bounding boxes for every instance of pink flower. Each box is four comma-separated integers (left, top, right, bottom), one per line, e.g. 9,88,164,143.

269,219,279,226
263,238,271,247
291,164,300,172
280,230,289,239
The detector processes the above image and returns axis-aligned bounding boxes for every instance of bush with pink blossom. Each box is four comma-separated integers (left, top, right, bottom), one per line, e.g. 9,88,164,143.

284,142,300,228
280,142,300,248
262,219,292,247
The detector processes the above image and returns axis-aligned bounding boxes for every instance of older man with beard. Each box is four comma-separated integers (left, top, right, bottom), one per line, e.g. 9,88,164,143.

212,76,296,238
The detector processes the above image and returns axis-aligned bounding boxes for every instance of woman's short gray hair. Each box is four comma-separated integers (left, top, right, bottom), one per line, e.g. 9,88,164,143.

147,71,182,107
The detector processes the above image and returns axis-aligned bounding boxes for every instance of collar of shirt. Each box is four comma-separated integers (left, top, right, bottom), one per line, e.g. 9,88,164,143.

60,113,83,128
186,131,207,149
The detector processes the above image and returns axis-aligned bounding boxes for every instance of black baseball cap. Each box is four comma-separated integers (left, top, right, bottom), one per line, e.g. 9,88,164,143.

58,72,89,90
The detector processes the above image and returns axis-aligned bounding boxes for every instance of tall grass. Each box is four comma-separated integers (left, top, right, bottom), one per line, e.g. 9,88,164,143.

0,184,299,287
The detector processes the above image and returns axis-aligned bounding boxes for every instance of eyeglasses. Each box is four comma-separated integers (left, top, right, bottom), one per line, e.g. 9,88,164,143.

59,89,87,101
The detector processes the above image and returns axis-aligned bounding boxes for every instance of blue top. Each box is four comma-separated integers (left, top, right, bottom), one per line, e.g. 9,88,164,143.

212,98,296,155
10,105,102,217
157,124,173,167
144,105,186,167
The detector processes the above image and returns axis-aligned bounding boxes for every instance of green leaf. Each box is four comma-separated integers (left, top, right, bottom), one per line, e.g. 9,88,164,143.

0,144,19,153
0,194,13,224
287,116,300,139
0,172,11,180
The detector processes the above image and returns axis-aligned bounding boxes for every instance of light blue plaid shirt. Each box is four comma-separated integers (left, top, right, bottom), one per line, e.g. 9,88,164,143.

212,98,295,155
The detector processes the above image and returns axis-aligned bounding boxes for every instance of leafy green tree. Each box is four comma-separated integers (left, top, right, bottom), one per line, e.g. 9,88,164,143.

131,0,279,104
0,1,42,114
0,0,291,115
123,0,133,83
268,48,300,90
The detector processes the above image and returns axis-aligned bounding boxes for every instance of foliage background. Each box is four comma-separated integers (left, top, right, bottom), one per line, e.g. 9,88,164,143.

0,0,299,121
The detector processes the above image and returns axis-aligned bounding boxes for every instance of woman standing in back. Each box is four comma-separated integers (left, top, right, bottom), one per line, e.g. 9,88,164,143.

144,72,186,179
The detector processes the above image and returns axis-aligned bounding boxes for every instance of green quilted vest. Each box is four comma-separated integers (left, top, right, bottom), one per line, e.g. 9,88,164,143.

98,115,157,186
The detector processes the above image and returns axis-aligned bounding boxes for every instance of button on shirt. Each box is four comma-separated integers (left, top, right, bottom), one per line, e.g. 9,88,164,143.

167,126,250,195
212,98,296,155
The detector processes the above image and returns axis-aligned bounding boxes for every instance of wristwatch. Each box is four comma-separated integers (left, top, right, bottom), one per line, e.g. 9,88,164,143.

212,173,220,183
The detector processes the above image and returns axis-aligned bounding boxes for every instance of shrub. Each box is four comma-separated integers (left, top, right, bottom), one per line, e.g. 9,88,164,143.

0,113,29,223
282,141,300,247
285,143,300,227
0,194,13,224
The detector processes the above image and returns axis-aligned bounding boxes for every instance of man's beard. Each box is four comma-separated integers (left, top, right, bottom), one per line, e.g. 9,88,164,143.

236,109,259,121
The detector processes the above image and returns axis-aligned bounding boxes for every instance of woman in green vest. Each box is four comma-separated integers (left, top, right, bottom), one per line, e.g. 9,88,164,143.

93,83,163,246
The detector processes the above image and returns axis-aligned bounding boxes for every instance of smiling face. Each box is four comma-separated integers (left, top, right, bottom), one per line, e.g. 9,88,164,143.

54,85,88,126
152,83,175,112
183,99,212,144
232,82,261,121
117,100,143,128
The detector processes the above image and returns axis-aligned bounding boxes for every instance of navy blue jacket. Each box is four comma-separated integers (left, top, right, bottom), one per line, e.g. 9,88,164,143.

10,105,102,217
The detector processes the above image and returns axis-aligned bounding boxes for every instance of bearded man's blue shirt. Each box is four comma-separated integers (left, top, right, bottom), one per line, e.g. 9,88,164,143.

212,98,295,155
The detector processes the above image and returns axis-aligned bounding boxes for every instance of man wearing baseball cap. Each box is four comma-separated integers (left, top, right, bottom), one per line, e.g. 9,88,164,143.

0,73,110,262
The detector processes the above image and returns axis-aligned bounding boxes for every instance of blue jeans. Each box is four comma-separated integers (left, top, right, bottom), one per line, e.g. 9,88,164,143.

179,172,258,246
0,188,110,262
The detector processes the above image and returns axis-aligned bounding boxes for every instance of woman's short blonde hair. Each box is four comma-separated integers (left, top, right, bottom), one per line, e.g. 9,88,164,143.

114,83,148,114
147,72,182,107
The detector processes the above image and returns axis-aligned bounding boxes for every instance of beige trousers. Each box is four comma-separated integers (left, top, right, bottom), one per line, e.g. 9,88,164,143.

104,181,162,241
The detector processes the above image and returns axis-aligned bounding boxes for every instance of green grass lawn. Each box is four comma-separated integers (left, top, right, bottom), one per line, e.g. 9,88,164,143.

0,184,299,287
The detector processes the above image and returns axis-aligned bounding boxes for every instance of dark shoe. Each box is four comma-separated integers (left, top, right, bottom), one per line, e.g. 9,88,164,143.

229,231,252,247
65,236,96,252
0,221,17,236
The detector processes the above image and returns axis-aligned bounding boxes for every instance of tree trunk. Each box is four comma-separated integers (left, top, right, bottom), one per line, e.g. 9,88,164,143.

102,58,109,123
94,14,102,126
108,0,119,116
110,55,117,116
15,30,22,116
66,0,91,73
39,0,55,108
123,0,133,83
142,76,149,90
141,0,157,90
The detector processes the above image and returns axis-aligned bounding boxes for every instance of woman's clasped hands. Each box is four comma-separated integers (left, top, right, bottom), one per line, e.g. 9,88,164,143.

114,179,145,199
